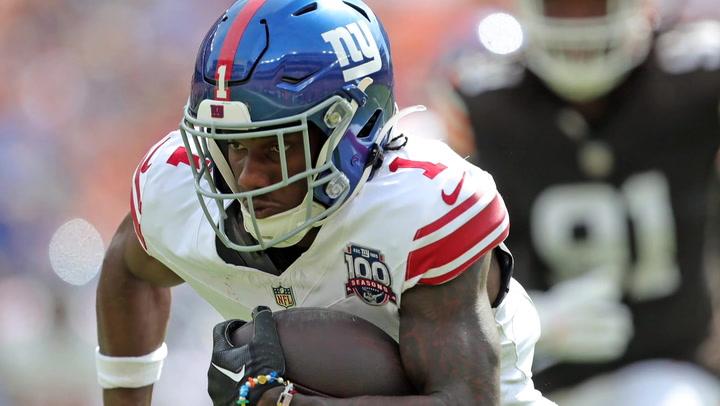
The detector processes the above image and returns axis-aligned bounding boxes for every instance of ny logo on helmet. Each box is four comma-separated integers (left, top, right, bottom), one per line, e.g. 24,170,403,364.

321,20,382,82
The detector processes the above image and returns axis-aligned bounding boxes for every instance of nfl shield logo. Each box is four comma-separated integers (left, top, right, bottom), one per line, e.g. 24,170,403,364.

272,286,296,309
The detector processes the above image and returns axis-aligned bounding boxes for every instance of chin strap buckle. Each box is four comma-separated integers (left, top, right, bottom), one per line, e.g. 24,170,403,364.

365,143,384,171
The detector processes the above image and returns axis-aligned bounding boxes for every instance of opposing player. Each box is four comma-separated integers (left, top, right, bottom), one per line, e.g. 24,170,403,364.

432,0,720,404
95,0,551,405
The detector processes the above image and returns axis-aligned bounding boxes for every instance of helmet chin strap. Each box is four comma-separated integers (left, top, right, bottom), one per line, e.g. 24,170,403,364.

240,197,326,248
208,139,238,194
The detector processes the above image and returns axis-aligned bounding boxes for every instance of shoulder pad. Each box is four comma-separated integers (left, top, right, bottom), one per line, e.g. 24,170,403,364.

448,49,525,97
377,140,510,288
656,20,720,74
131,131,197,252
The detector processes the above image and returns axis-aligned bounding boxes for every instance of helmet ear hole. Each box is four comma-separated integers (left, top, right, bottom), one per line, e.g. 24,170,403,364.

357,109,383,139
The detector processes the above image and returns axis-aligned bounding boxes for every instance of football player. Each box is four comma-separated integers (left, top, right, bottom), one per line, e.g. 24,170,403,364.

94,0,553,405
431,0,720,404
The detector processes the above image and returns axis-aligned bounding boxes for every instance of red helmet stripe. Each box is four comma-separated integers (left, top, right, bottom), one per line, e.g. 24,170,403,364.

216,0,268,100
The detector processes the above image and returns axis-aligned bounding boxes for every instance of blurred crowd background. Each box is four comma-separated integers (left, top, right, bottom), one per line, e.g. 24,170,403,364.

0,0,718,405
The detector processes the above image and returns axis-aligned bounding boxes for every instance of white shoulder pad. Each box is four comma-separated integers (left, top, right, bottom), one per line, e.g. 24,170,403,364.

450,49,525,97
130,131,197,252
374,139,510,290
656,20,720,74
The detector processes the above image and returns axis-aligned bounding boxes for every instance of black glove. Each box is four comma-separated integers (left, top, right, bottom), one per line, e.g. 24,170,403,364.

208,306,286,406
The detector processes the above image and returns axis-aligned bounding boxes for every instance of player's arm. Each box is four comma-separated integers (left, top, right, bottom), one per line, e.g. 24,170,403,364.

396,250,500,405
96,213,184,405
258,253,501,406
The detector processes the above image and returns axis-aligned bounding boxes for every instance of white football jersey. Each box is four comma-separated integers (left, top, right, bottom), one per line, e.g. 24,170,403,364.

130,130,509,341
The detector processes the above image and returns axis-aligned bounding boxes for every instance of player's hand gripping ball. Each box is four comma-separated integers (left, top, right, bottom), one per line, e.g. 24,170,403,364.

208,306,286,406
230,307,415,398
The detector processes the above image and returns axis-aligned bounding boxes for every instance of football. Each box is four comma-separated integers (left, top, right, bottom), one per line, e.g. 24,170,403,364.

231,307,416,397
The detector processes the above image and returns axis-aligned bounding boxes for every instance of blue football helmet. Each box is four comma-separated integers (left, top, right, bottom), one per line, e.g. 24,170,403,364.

179,0,395,252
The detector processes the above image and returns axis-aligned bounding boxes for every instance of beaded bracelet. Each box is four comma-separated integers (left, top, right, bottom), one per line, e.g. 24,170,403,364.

236,371,290,405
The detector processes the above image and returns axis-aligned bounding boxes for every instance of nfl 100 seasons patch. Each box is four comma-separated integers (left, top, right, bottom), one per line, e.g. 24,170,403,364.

344,244,396,306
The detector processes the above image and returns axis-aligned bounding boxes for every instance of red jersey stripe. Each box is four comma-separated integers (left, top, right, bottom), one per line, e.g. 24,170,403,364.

216,0,267,100
413,189,487,240
417,225,509,286
405,194,507,281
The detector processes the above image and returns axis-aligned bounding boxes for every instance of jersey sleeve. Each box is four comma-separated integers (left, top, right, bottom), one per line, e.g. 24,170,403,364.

397,142,510,290
129,133,177,252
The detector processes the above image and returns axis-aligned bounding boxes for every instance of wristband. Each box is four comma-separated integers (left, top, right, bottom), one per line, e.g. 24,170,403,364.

95,342,168,389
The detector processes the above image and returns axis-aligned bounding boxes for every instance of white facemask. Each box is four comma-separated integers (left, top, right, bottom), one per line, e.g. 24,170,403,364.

519,0,653,102
239,195,326,248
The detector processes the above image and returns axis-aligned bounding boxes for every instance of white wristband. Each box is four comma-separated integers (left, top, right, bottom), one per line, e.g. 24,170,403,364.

96,343,168,389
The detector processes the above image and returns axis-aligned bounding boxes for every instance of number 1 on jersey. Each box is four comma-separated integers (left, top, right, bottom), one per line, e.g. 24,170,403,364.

389,157,448,179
